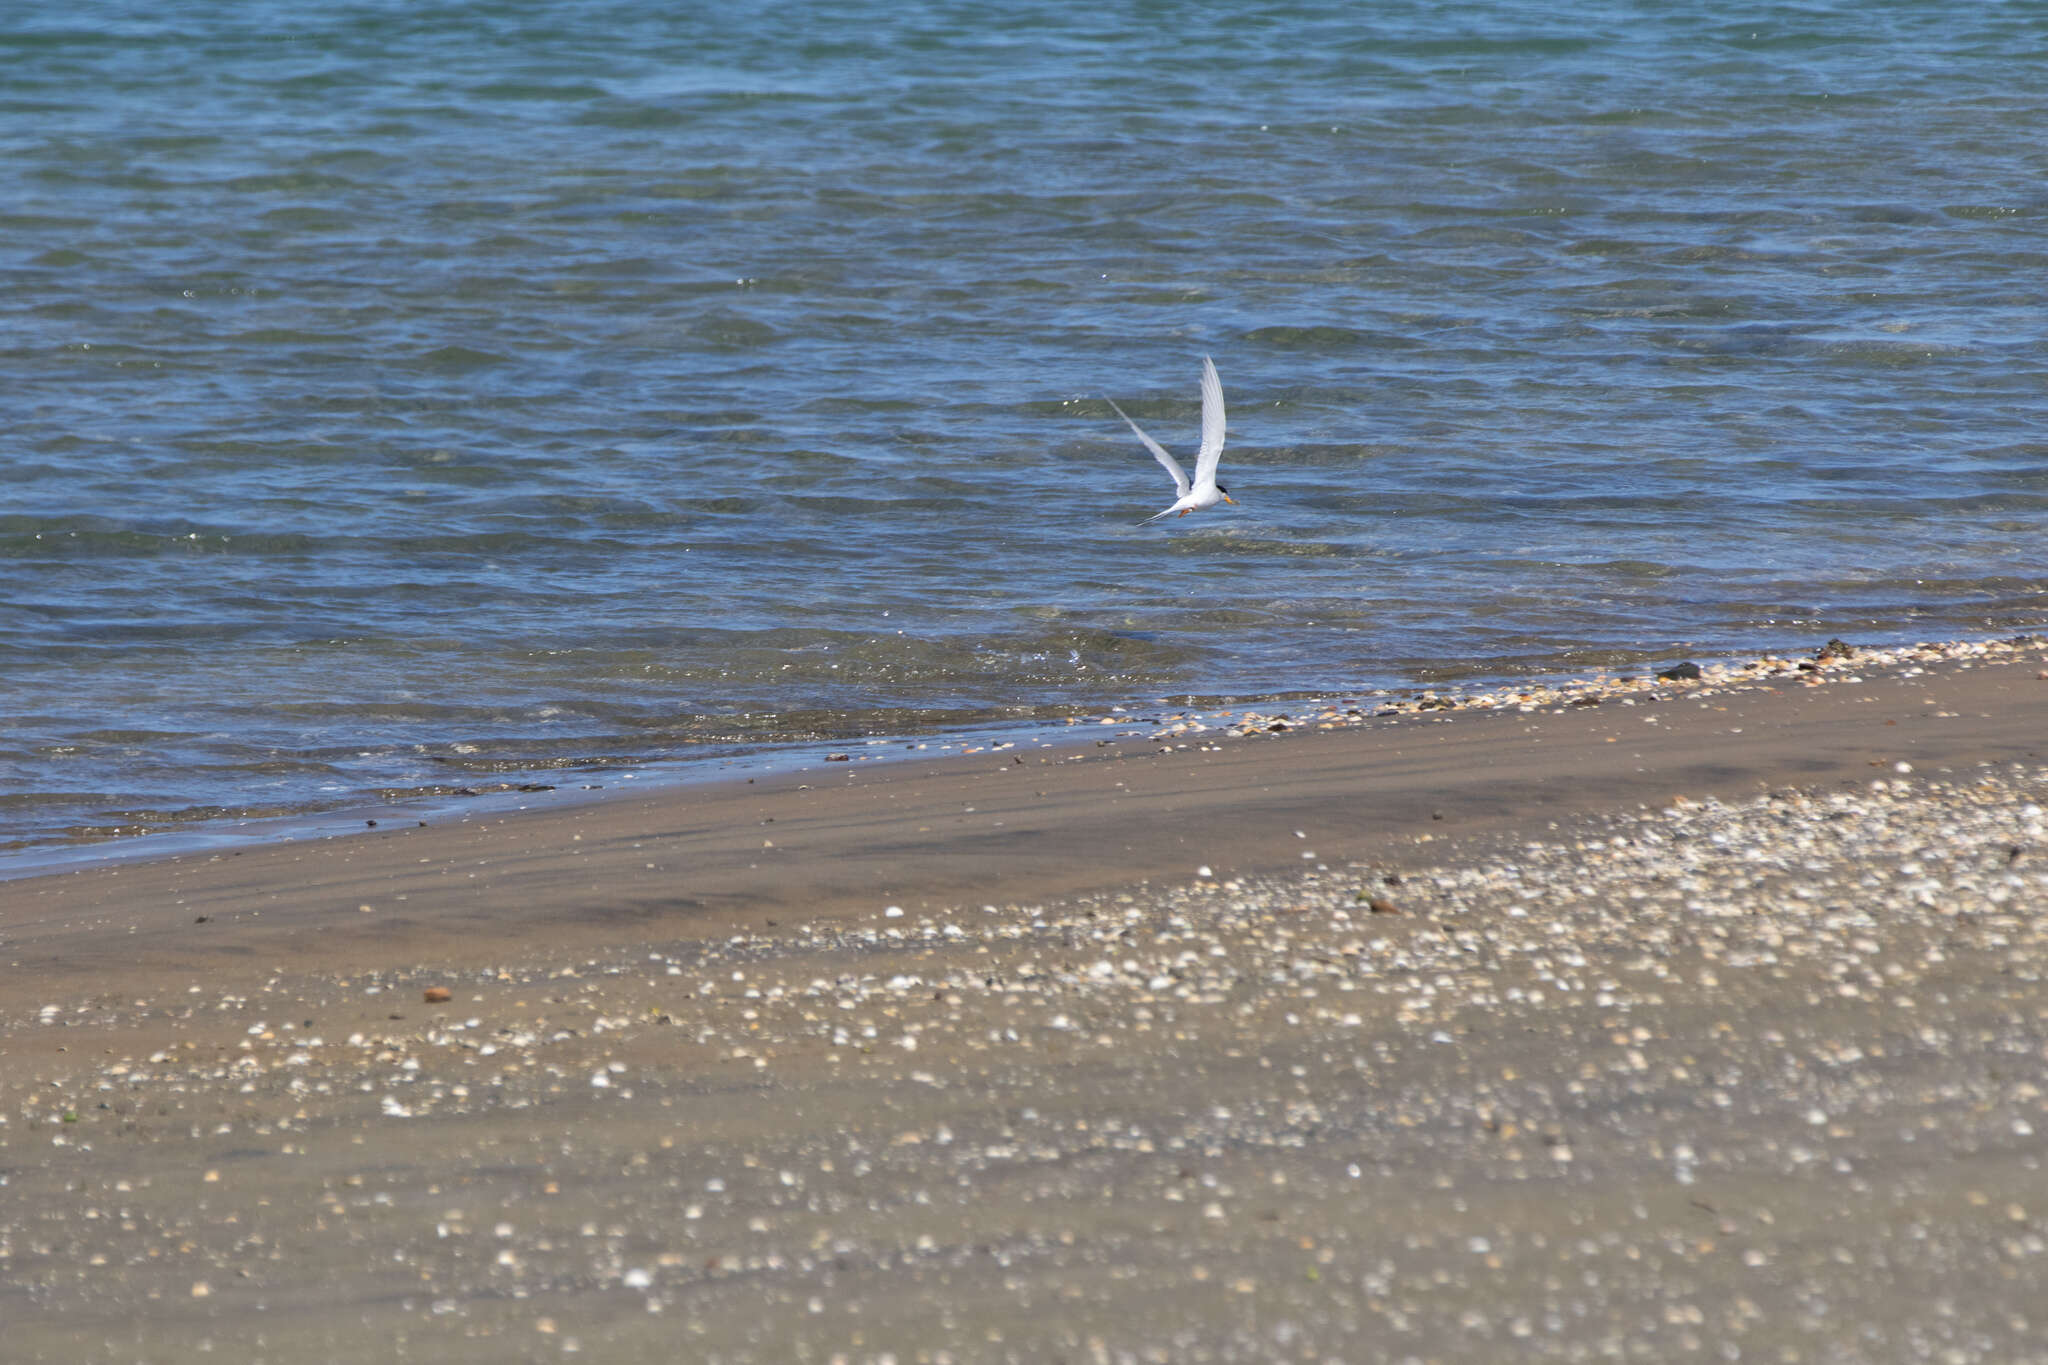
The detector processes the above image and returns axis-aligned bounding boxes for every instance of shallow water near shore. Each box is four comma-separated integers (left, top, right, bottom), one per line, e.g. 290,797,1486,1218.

6,0,2048,851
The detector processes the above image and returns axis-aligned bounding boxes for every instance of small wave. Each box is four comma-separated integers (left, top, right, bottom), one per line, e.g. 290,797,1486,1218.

403,345,511,372
688,312,780,350
469,81,609,102
1242,325,1381,351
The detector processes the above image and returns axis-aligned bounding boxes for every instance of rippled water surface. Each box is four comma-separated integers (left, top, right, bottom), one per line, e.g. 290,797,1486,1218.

5,1,2048,852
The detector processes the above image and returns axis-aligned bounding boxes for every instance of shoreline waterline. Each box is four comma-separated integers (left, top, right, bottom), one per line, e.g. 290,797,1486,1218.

6,625,2041,879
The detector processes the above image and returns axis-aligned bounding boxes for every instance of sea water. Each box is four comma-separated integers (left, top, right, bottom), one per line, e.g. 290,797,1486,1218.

5,0,2047,851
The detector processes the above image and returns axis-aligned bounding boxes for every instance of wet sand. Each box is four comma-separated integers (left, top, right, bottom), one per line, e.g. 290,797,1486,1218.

4,641,2047,1362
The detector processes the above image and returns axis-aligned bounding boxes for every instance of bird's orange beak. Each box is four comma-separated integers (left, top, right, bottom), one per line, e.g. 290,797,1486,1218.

1221,493,1238,504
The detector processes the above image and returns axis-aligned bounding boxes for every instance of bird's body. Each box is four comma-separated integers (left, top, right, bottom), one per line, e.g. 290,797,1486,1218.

1108,355,1237,525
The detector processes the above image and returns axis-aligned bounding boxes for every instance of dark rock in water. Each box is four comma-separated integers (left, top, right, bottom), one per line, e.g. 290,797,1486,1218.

1569,696,1601,708
1657,661,1703,681
1816,637,1857,661
825,753,850,762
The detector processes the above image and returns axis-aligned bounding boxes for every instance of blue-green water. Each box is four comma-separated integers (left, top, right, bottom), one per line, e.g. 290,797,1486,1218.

5,1,2047,852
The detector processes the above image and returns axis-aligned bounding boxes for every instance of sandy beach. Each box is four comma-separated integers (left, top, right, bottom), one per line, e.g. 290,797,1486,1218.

4,638,2048,1363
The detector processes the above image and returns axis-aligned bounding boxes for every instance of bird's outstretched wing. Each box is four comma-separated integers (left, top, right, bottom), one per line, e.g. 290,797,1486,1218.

1107,397,1189,498
1193,355,1226,491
